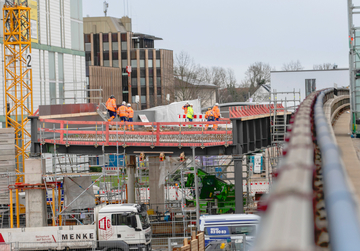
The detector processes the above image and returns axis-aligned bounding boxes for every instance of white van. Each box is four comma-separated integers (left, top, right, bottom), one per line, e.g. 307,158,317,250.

199,214,260,246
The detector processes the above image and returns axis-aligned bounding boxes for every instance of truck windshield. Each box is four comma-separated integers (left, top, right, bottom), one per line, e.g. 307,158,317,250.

138,214,150,229
111,214,132,227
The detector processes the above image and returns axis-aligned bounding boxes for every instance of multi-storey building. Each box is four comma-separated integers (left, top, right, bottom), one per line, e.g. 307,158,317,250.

83,16,174,109
0,0,86,126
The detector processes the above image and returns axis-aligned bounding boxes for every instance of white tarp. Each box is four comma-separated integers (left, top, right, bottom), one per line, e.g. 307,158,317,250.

63,177,96,211
146,99,201,122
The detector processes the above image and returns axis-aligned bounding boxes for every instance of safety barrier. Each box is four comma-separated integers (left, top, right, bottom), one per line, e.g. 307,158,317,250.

229,104,285,118
314,89,360,250
37,119,233,148
253,88,357,250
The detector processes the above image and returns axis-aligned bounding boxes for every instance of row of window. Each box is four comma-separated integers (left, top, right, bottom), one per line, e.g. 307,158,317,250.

49,52,65,104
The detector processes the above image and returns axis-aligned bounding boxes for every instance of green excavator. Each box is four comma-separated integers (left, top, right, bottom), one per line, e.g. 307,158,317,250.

185,169,237,214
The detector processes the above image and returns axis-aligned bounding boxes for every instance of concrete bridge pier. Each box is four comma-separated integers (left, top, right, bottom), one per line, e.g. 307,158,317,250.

126,155,136,203
25,158,47,227
234,155,244,214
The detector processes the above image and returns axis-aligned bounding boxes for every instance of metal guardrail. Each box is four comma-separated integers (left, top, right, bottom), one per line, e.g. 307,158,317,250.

314,89,360,250
253,88,358,250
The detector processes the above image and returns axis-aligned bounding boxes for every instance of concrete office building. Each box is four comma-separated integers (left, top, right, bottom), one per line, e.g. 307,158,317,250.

83,16,174,109
0,0,86,125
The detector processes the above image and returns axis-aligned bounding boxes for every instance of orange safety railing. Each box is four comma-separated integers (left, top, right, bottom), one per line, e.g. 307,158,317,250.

38,119,233,148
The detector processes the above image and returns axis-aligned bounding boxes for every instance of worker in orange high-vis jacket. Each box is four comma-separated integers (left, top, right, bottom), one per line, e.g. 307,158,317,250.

117,101,128,129
205,108,215,130
182,102,190,115
106,95,117,122
126,103,134,131
212,103,220,130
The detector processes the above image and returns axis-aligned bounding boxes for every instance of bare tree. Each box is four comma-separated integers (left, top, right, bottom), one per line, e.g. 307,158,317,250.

313,63,333,70
173,51,214,107
241,62,272,97
282,60,304,71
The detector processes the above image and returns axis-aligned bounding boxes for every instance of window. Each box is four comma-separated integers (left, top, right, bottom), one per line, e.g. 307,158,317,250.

141,96,146,103
50,82,56,105
157,87,161,95
112,52,119,67
59,82,64,104
121,41,127,51
148,50,153,59
70,0,83,51
111,214,133,227
49,52,56,80
131,60,137,68
148,60,153,68
140,78,146,86
122,60,128,69
103,42,109,51
103,52,110,66
305,79,316,97
157,77,161,86
140,50,145,59
58,53,64,81
156,59,161,68
112,42,119,51
112,33,118,42
131,78,137,86
140,60,145,68
93,34,100,66
230,225,256,236
149,78,153,86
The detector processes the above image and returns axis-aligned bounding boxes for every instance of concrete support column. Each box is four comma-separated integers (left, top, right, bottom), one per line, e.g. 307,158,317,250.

149,156,165,212
25,158,47,227
126,155,136,203
234,155,244,214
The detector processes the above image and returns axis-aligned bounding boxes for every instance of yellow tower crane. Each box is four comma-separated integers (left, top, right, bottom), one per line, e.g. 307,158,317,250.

3,0,33,184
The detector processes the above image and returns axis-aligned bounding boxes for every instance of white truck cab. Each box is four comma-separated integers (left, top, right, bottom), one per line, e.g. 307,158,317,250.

98,203,152,251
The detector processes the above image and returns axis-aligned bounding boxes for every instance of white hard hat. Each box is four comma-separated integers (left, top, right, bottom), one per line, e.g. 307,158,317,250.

186,101,189,104
215,103,219,106
127,103,131,107
190,103,193,106
122,101,126,105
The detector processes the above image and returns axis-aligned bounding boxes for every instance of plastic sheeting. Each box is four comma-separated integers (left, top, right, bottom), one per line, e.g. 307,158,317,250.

145,99,201,122
63,177,96,211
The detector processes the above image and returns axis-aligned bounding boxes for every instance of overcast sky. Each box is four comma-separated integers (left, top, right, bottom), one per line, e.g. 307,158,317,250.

83,0,349,84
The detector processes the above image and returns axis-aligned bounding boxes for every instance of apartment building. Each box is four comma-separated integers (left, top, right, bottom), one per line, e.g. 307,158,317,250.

84,16,174,109
0,0,86,125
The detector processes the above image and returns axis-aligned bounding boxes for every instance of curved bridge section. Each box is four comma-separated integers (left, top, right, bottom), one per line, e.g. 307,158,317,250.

253,88,359,251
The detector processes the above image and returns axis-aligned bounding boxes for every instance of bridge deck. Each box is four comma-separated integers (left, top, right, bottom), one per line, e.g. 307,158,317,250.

334,112,360,212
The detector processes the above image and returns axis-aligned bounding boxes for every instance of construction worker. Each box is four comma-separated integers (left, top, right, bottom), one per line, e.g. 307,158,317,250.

205,108,215,130
117,101,128,129
106,95,117,122
212,103,220,120
187,104,194,128
126,103,134,131
182,102,190,115
212,103,220,130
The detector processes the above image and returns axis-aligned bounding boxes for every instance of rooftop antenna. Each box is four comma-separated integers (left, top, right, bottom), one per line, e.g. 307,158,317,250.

103,1,109,17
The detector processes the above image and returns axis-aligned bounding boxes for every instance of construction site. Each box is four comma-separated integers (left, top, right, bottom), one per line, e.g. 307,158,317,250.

0,0,306,250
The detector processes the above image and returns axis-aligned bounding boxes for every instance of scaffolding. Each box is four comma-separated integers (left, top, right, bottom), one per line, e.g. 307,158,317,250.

348,0,360,135
3,1,33,182
269,89,300,170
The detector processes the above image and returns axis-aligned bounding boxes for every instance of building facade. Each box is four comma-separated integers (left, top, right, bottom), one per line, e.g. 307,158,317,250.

84,16,174,109
0,0,86,125
271,68,349,103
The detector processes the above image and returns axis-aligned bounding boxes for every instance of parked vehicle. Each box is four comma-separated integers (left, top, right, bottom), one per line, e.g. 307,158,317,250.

0,203,151,251
199,214,260,246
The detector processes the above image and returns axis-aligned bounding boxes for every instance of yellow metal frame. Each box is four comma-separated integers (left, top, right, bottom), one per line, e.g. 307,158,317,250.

3,3,33,182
